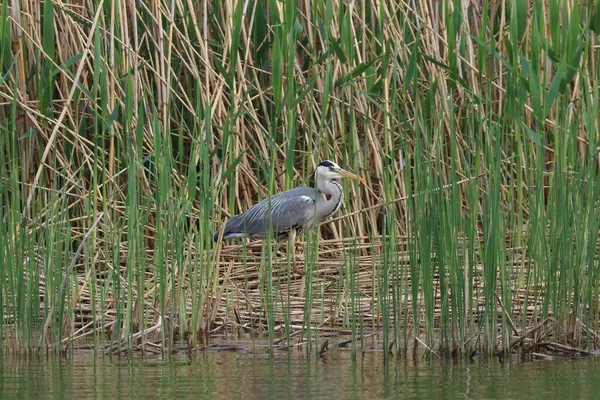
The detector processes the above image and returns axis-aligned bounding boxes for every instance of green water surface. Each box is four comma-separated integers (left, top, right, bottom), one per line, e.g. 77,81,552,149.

0,350,597,399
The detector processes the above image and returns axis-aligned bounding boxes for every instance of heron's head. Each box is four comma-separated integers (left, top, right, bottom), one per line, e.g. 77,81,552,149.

316,160,365,183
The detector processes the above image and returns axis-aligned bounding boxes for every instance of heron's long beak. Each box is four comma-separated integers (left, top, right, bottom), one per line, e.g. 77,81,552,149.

338,168,366,183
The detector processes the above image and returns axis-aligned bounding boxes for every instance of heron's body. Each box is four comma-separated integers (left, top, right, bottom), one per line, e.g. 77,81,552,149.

216,185,342,241
214,161,363,242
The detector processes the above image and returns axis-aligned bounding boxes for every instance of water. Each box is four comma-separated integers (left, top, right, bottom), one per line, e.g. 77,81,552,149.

0,349,598,399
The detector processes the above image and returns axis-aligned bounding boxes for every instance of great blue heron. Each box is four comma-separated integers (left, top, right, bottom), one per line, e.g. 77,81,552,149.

214,160,365,271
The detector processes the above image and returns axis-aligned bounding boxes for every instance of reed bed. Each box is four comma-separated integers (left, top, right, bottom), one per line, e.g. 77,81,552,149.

1,0,599,357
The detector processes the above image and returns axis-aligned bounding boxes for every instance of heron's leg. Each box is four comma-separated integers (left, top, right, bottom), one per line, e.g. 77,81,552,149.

260,240,278,296
288,229,296,273
288,229,303,275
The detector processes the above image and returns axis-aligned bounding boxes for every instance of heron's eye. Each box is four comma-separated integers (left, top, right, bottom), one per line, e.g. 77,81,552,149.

329,167,335,171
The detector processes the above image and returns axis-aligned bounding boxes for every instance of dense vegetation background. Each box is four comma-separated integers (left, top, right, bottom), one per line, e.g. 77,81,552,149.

1,0,599,356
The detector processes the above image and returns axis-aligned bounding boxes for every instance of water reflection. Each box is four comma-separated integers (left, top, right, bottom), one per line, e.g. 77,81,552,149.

0,350,598,399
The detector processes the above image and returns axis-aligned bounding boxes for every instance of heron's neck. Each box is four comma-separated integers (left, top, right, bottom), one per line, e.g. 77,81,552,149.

316,178,344,218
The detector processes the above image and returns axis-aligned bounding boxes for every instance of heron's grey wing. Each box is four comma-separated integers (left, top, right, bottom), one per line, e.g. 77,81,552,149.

265,187,319,235
231,187,319,238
